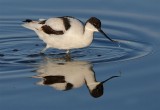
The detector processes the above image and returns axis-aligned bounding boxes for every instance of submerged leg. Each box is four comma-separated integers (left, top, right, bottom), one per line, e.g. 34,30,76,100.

64,53,71,61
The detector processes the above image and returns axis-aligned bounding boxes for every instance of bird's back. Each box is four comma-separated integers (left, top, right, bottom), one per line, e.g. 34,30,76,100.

45,17,84,36
22,16,88,50
45,18,66,32
23,16,84,36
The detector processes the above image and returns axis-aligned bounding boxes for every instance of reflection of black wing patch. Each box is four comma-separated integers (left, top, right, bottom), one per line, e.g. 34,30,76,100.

42,25,64,35
43,75,65,85
65,83,73,90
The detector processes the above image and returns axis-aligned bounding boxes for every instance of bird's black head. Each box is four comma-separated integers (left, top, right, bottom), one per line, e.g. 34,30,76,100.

86,17,115,42
87,17,101,30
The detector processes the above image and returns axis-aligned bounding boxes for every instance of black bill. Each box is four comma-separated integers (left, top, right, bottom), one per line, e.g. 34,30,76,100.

99,29,115,42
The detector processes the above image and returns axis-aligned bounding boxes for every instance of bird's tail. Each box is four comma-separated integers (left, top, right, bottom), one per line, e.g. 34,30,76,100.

22,19,42,30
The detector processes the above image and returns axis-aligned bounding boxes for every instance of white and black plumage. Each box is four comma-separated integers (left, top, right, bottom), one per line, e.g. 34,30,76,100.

22,16,115,54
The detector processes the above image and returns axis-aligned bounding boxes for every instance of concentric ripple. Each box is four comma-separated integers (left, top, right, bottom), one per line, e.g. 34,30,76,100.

0,10,153,65
0,34,151,65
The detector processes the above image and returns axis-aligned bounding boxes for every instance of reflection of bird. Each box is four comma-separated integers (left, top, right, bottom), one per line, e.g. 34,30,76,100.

22,16,115,54
33,57,120,98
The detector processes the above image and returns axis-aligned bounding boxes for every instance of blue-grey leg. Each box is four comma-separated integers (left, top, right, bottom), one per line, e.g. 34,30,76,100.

40,45,49,54
66,50,70,54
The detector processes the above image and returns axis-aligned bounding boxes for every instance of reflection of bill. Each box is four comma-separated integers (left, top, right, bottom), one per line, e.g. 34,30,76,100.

33,57,120,98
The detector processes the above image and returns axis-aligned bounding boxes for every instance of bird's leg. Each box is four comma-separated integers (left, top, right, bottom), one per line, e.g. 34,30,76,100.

64,50,71,61
66,49,70,54
40,47,47,54
40,45,49,54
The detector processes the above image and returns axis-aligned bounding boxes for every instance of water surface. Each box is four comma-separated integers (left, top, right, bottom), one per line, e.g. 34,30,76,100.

0,0,160,110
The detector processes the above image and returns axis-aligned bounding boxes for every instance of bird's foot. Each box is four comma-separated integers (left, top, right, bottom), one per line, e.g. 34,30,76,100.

64,53,71,61
39,52,45,56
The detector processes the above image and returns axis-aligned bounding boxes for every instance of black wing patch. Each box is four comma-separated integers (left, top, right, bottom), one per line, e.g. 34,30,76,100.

62,16,85,33
41,25,64,35
23,19,32,23
62,17,71,30
39,20,46,24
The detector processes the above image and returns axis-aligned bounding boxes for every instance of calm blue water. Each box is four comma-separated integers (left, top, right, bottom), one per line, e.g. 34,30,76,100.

0,0,160,110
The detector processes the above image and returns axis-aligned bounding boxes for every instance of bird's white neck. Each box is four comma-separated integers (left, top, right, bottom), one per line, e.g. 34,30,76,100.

80,24,95,47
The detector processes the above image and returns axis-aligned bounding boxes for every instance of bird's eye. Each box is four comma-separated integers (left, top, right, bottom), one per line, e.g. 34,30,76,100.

93,23,97,26
93,22,100,29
